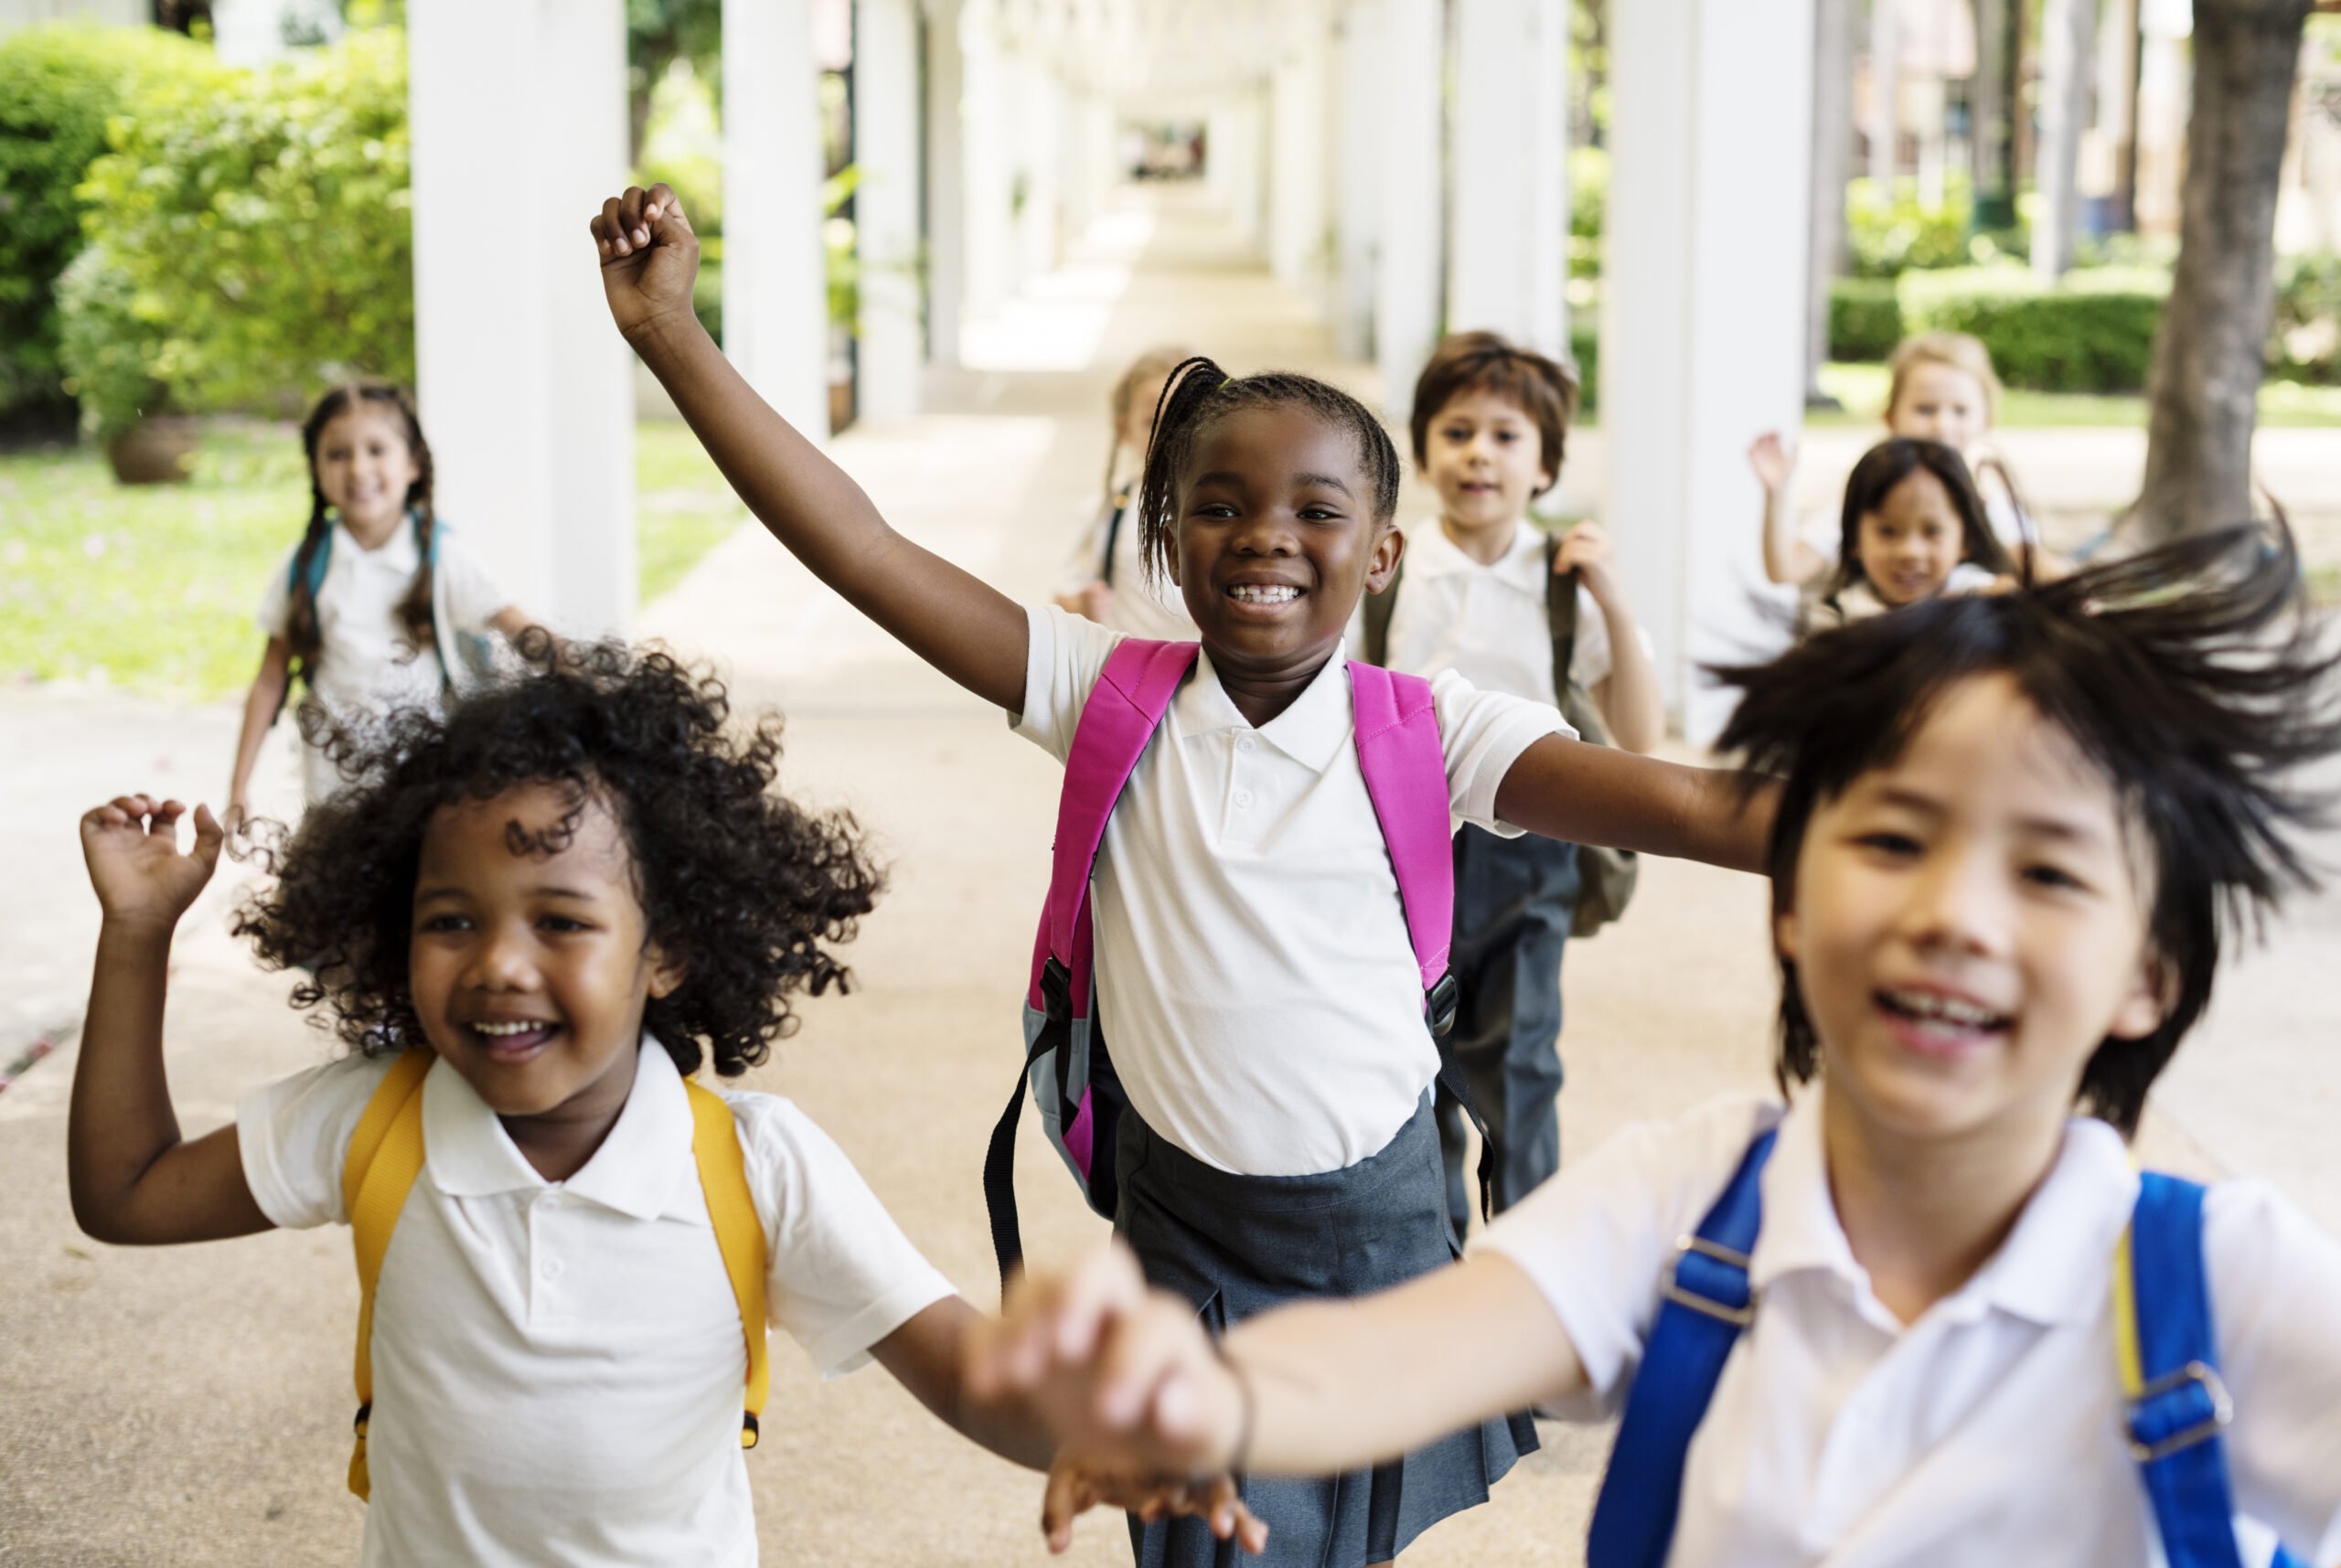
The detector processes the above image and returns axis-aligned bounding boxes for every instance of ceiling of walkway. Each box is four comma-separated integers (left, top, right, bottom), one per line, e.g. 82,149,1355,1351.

983,0,1314,99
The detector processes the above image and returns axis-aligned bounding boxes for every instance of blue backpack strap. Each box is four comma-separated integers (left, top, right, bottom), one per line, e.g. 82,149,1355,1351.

1585,1126,1780,1568
293,524,334,603
2122,1173,2302,1568
985,638,1196,1286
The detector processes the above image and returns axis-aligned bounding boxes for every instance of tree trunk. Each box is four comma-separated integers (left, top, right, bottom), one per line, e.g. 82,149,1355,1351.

1807,0,1855,402
2128,0,2311,546
2033,0,2098,281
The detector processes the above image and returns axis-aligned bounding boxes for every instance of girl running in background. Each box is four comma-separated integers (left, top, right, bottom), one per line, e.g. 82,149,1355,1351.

589,181,1773,1568
225,382,539,825
978,523,2341,1568
1800,437,2015,634
73,637,1251,1565
1056,345,1199,638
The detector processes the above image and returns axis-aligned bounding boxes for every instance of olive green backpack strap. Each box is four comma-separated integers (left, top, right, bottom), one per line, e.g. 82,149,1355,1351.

1544,534,1639,937
1362,554,1405,667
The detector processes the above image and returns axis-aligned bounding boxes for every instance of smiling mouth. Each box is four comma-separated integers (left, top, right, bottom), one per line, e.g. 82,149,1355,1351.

1226,583,1303,605
1876,987,2011,1056
467,1019,561,1059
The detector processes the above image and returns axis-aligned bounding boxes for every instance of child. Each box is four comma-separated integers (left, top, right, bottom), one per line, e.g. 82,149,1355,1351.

972,523,2341,1565
70,637,1253,1564
225,382,538,826
1056,345,1200,639
589,182,1775,1567
1363,330,1664,1238
1752,330,2052,588
1800,437,2016,634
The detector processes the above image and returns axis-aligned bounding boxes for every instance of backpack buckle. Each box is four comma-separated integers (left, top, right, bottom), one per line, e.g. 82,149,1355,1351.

1427,972,1459,1039
1662,1234,1758,1327
2126,1360,2231,1463
1041,956,1074,1022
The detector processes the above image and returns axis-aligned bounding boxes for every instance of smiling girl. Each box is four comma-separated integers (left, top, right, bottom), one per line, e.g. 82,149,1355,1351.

588,183,1774,1566
1801,437,2016,634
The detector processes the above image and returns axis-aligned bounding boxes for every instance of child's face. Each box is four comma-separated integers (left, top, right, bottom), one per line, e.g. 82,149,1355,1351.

1419,389,1552,535
1777,675,2166,1150
1886,363,1990,455
407,783,683,1125
1856,468,1965,606
314,404,422,541
1170,403,1398,673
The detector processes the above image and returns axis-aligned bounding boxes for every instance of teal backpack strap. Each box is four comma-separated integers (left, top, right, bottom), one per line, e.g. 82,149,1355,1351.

294,525,334,603
1584,1126,1778,1568
2124,1173,2304,1568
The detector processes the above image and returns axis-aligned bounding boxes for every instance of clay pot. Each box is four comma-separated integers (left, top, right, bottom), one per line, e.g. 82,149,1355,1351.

104,416,200,485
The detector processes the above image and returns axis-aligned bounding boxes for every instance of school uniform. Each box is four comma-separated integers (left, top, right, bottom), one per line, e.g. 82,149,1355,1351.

237,1038,955,1568
1015,603,1564,1565
1054,486,1201,641
1475,1090,2341,1566
254,519,512,804
1804,560,2000,633
1367,517,1648,1236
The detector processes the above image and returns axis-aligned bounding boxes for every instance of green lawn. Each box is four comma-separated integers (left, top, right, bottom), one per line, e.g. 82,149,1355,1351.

1807,363,2341,430
0,420,747,701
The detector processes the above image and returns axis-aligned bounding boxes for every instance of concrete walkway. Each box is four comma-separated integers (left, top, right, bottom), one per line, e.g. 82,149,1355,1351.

3,186,2336,1565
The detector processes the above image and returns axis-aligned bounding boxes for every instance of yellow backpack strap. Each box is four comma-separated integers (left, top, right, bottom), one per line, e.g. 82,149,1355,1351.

340,1049,434,1501
685,1079,771,1449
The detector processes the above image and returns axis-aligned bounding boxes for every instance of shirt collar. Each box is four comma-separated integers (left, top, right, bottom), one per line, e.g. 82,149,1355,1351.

333,515,419,574
1752,1089,2138,1329
420,1037,698,1222
1402,517,1546,592
1171,643,1354,773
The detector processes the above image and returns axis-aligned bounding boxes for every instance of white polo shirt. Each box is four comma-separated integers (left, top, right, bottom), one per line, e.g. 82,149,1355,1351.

1365,517,1644,709
237,1040,954,1568
1806,561,2001,632
1013,604,1570,1177
255,520,511,802
1476,1091,2341,1566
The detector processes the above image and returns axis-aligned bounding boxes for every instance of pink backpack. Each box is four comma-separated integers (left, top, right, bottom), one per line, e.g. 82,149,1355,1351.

981,639,1478,1285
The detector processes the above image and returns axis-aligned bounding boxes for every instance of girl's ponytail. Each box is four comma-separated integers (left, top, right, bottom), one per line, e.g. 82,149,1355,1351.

1135,355,1231,589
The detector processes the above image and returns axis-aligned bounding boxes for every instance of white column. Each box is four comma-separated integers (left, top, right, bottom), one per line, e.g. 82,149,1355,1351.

724,0,829,438
959,8,1013,323
855,0,921,420
1012,56,1064,281
2033,0,2094,281
924,0,965,366
1605,0,1814,741
1374,0,1443,417
1268,37,1330,308
1448,0,1569,357
1331,0,1382,360
1867,0,1897,186
1224,93,1267,255
409,0,635,634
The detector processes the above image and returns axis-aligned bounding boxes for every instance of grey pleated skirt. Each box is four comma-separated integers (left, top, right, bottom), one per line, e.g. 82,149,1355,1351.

1115,1094,1537,1568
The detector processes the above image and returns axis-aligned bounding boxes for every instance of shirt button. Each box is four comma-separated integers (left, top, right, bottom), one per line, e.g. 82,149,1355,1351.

540,1257,564,1279
1236,736,1256,753
1234,789,1255,807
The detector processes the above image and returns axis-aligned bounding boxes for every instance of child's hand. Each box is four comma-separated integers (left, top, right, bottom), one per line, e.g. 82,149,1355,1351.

1747,432,1796,495
967,1242,1243,1479
1040,1456,1268,1556
1555,522,1620,603
589,182,700,346
80,795,222,932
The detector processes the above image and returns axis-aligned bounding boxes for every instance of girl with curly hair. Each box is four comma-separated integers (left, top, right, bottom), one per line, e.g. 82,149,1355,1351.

69,637,1256,1566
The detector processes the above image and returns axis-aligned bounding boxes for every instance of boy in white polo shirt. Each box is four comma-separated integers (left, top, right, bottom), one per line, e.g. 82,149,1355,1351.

1364,330,1666,1234
68,637,1254,1566
978,523,2341,1567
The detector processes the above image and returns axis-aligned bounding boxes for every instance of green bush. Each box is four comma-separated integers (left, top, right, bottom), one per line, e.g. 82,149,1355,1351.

1844,175,1979,278
1568,322,1598,418
1568,145,1605,282
693,251,723,346
2272,252,2341,385
69,27,413,430
0,24,212,424
1828,278,1905,363
1899,265,2165,393
55,243,169,437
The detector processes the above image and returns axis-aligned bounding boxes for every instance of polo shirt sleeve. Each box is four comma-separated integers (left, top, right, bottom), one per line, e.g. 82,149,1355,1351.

2205,1179,2341,1560
1470,1094,1781,1418
236,1051,403,1230
1010,602,1124,763
254,540,303,640
431,531,515,633
1429,667,1575,835
725,1094,956,1377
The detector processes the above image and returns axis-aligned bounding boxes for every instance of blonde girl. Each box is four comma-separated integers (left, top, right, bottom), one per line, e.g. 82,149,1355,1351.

1054,345,1200,638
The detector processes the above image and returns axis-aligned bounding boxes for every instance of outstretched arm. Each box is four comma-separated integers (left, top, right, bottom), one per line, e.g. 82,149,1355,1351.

592,185,1028,712
967,1243,1584,1488
1495,736,1778,875
69,796,274,1245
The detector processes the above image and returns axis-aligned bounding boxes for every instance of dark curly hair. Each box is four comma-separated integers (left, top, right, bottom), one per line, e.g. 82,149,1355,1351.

235,634,883,1079
1714,520,2341,1136
1134,355,1403,592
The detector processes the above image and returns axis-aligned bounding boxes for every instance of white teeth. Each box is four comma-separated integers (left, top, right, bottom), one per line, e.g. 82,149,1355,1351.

474,1020,551,1037
1228,584,1299,603
1883,989,2007,1029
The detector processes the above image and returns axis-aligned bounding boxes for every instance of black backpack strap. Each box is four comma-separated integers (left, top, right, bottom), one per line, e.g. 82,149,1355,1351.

1098,488,1128,588
1544,533,1579,692
1362,553,1405,667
